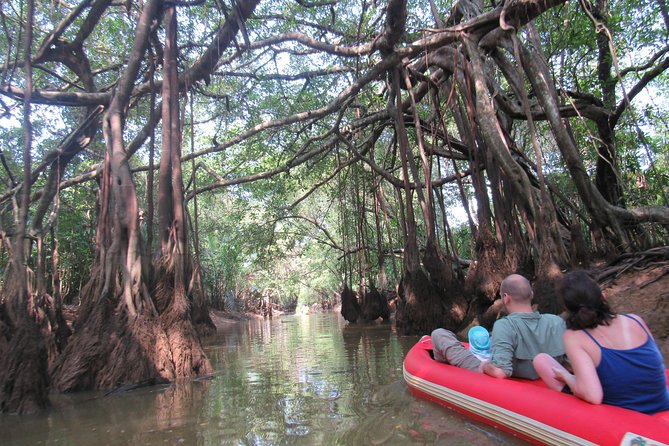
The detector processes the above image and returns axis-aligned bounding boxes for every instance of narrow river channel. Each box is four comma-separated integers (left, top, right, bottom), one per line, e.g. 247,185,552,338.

1,312,529,445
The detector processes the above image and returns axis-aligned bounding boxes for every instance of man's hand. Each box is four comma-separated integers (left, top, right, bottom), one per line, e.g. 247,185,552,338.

481,361,510,379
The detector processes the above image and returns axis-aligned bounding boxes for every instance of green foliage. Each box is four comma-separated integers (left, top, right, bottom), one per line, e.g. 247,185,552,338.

194,190,340,310
1,0,668,315
55,187,97,303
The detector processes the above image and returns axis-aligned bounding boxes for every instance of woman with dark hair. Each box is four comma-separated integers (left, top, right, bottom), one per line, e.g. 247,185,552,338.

533,271,669,414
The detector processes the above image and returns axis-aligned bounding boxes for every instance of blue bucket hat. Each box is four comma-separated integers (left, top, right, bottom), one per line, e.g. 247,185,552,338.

468,326,491,357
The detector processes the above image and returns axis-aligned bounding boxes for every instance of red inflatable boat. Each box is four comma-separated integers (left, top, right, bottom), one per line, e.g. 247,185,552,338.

403,336,669,445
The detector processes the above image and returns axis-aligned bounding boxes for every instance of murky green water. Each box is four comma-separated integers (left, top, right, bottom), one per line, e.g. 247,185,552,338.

0,312,528,445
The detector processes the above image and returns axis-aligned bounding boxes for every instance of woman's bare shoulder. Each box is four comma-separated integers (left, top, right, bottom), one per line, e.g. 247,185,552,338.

563,328,586,343
623,313,647,324
621,313,654,337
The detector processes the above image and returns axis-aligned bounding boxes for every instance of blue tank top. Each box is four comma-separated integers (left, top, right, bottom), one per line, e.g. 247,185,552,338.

582,314,669,415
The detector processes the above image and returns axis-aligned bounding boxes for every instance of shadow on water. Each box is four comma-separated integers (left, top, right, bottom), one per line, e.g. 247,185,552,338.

0,312,530,445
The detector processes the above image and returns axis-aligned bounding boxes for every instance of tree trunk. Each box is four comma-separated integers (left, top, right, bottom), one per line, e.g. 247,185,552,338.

0,0,50,413
50,0,211,393
516,38,633,253
153,4,212,379
591,0,624,206
392,68,467,334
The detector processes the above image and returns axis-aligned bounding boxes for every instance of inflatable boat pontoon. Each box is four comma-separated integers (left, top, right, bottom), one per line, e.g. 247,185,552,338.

403,336,669,445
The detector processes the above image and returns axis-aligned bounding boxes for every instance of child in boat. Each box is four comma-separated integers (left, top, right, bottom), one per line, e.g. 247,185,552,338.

533,271,669,415
468,325,492,361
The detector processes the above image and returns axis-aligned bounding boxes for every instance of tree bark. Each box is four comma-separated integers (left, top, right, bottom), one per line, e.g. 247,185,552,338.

0,0,50,414
153,3,212,379
51,0,210,392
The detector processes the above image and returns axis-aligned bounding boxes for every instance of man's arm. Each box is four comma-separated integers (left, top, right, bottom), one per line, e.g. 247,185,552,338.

486,319,514,378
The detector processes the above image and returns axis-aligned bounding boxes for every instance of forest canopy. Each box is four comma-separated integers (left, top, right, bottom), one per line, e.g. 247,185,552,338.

0,0,667,413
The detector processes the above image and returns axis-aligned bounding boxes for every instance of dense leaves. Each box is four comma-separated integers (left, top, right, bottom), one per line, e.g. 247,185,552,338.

0,0,667,412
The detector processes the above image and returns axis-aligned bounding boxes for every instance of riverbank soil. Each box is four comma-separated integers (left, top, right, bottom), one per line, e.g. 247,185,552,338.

599,264,669,365
208,309,262,327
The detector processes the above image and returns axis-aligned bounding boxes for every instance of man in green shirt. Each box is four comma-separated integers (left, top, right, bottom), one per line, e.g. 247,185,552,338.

432,274,566,379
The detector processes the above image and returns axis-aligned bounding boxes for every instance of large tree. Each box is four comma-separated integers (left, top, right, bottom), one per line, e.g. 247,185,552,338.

0,0,667,412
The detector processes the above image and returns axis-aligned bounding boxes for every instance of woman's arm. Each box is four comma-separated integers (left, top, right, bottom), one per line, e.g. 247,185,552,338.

558,331,603,404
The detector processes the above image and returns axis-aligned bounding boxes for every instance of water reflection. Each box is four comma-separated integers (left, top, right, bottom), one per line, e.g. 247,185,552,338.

0,313,529,445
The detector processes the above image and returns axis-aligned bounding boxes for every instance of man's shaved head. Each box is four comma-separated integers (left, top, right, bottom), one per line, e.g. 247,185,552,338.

500,274,533,303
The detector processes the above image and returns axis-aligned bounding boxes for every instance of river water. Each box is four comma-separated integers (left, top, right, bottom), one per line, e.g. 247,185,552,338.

0,312,529,445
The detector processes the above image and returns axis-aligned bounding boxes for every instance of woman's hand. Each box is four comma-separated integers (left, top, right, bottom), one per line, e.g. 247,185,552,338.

551,366,576,391
552,366,570,384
